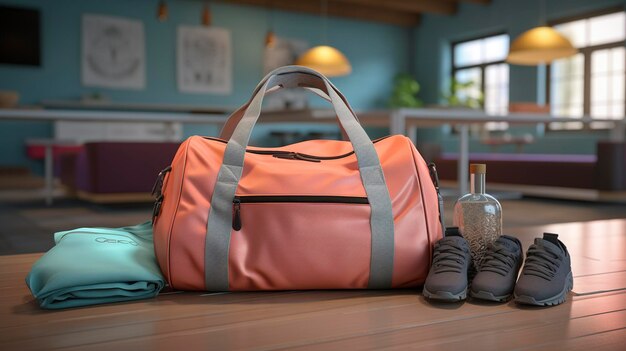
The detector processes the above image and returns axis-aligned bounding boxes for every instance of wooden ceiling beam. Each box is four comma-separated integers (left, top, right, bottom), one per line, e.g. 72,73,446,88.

333,0,457,15
222,0,421,27
447,0,492,5
467,0,491,4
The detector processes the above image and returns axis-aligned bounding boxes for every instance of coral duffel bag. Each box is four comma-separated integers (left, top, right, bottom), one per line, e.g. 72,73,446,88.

152,66,443,291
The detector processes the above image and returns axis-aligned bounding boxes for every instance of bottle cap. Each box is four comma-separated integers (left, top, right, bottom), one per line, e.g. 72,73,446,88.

470,164,486,174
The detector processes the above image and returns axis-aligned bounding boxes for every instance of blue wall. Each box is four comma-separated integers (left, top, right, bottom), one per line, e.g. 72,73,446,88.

412,0,625,155
0,0,409,171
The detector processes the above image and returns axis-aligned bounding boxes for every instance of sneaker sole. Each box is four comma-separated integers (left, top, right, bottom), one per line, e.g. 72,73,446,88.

423,287,467,302
470,290,512,302
514,271,574,306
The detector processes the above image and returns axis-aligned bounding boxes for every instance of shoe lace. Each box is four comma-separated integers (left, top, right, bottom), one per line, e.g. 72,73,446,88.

522,245,561,280
479,245,517,276
431,240,468,273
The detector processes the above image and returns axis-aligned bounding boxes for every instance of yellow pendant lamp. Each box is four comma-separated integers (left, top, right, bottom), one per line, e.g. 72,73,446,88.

507,26,577,65
296,45,352,77
295,0,351,77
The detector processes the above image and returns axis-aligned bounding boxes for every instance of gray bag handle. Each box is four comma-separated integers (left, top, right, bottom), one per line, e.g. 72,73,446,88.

218,68,358,141
205,65,395,291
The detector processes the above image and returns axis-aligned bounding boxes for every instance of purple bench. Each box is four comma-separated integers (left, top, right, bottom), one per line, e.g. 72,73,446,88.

434,141,626,191
60,142,180,202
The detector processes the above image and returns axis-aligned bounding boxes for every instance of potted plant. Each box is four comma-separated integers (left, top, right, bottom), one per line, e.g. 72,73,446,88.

389,73,423,108
441,77,483,109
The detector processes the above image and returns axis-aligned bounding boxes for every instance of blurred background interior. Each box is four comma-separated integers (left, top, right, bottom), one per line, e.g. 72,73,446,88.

0,0,625,254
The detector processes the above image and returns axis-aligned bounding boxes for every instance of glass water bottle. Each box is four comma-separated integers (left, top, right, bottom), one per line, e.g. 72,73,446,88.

453,164,502,269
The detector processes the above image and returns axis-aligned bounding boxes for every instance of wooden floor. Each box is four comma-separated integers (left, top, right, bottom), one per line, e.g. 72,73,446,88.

0,219,625,350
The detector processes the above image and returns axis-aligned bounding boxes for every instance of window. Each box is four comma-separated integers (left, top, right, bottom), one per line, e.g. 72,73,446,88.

548,9,626,129
452,33,510,129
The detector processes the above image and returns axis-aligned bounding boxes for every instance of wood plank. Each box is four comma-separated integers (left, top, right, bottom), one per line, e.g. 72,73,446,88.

1,287,622,349
286,293,626,350
381,310,626,351
0,290,377,328
21,292,625,351
573,271,626,295
0,253,41,266
528,328,626,351
223,0,421,26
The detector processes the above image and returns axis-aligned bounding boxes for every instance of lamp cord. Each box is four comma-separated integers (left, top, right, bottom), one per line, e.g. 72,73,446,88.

268,0,274,31
322,0,328,45
539,0,546,25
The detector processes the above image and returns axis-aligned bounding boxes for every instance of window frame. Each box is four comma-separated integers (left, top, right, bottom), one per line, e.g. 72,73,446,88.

450,31,509,114
546,6,626,131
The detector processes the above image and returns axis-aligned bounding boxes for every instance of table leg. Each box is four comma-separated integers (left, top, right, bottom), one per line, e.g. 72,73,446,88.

408,125,418,145
458,124,469,195
610,120,625,142
165,122,176,141
44,144,53,206
390,110,405,136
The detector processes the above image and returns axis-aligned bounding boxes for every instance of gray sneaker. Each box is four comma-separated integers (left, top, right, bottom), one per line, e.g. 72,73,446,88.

470,235,523,302
514,233,573,306
423,227,472,302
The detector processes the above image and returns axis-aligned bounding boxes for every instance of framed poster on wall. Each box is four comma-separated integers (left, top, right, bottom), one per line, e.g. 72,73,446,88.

82,14,145,89
177,26,232,94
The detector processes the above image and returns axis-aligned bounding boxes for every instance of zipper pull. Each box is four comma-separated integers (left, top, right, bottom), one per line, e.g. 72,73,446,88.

272,152,321,162
273,152,296,160
151,165,172,198
152,194,164,225
428,162,446,234
232,198,242,231
428,162,440,190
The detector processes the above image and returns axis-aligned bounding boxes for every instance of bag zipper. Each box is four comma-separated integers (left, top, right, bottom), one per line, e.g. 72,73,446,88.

428,162,446,234
203,135,390,162
232,195,369,231
273,152,321,163
151,165,172,224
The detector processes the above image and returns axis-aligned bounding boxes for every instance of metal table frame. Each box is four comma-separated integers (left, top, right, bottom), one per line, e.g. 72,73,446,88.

390,108,626,195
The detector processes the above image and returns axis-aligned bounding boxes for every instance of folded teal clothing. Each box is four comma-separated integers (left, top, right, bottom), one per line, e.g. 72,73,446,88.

26,221,165,309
